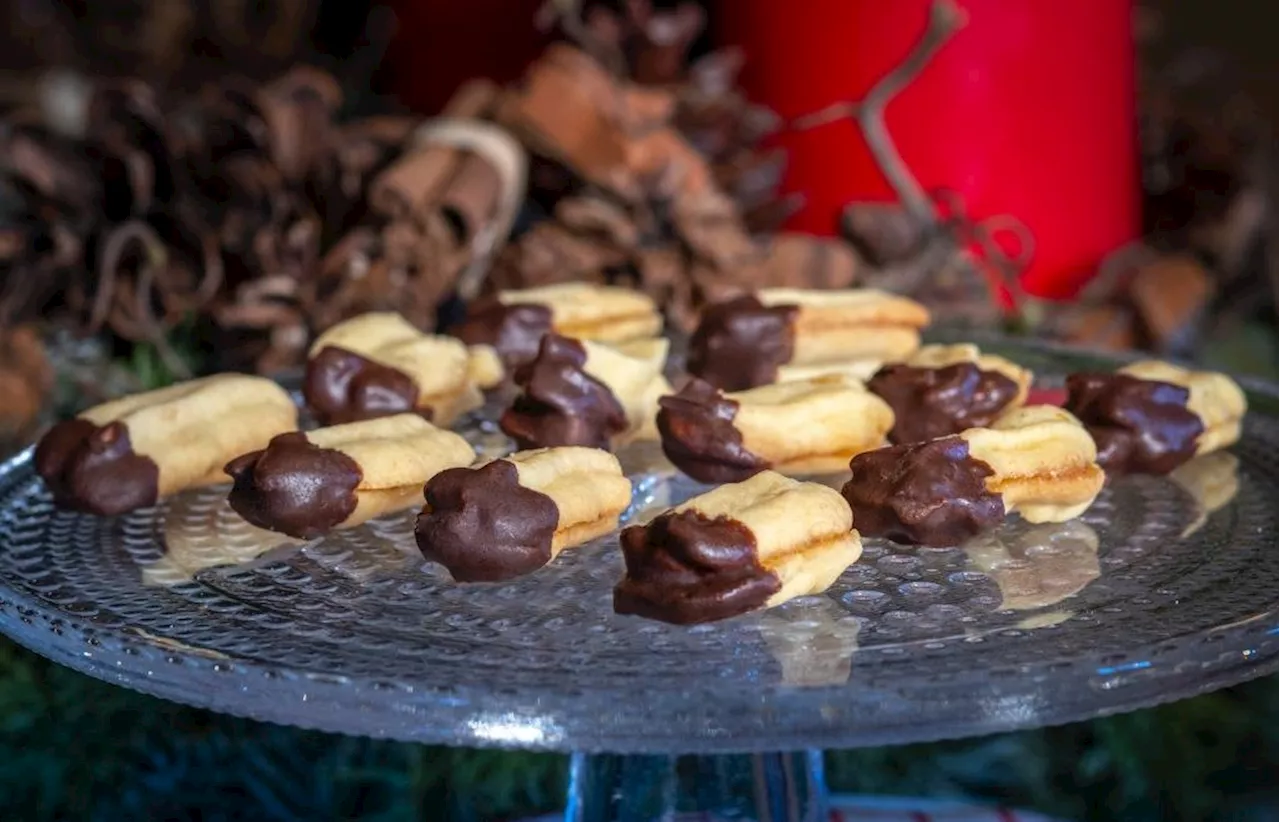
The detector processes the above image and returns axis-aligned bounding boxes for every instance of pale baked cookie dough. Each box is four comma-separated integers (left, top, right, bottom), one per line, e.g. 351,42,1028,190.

614,470,862,624
35,374,298,516
225,413,474,539
416,446,632,582
656,374,894,483
304,312,483,426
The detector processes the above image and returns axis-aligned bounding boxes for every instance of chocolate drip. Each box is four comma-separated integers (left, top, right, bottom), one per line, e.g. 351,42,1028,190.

225,432,362,540
1064,373,1203,474
656,378,768,483
415,460,560,582
614,510,781,624
687,295,797,391
841,437,1005,547
499,334,628,450
868,362,1020,444
451,300,554,371
34,418,159,516
303,345,420,426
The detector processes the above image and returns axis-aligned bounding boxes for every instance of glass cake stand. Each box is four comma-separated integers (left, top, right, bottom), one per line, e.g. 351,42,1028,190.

0,336,1275,822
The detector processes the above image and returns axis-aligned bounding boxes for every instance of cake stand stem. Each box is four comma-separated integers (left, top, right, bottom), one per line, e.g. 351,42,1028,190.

564,749,829,822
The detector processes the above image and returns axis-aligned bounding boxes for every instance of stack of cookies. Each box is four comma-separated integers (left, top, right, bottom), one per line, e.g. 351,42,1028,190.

32,283,1248,625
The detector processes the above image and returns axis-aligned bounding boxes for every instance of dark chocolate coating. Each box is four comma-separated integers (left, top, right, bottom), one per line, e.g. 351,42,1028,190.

34,418,160,515
303,345,420,426
225,432,362,540
868,362,1020,444
415,460,560,582
841,437,1005,547
614,510,781,625
656,378,769,483
451,299,554,372
687,295,798,391
1063,372,1203,474
499,334,628,450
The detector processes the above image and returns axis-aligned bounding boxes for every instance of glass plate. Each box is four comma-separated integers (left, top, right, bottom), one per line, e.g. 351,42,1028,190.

0,336,1274,755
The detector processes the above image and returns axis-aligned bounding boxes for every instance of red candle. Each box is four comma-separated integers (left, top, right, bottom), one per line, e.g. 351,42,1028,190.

717,0,1140,300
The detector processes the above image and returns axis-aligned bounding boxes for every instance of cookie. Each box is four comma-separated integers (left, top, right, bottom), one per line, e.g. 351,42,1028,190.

583,337,672,441
304,312,482,427
614,470,861,624
35,374,298,516
774,359,885,384
416,446,632,582
465,344,506,391
687,288,930,391
842,406,1104,546
499,334,670,450
225,413,474,539
1064,360,1246,474
656,375,894,483
454,282,662,372
867,343,1032,443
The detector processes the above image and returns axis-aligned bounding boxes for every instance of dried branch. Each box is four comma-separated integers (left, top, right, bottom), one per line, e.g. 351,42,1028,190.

793,0,968,224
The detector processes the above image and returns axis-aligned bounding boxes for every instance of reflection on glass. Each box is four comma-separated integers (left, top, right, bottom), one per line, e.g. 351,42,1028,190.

804,471,851,492
1013,610,1075,630
757,597,862,687
1169,452,1240,537
964,520,1100,612
614,439,676,480
306,508,423,582
143,489,300,586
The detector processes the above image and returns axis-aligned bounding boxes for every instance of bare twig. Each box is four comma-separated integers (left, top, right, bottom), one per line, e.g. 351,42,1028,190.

792,0,968,224
536,0,627,75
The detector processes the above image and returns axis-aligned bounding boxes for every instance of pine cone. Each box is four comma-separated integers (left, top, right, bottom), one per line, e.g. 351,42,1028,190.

0,326,52,442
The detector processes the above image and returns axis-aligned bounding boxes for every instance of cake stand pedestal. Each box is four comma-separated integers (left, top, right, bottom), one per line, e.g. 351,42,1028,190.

566,751,826,821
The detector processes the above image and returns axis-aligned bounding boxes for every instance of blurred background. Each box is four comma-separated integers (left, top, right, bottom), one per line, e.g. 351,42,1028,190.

0,1,1275,819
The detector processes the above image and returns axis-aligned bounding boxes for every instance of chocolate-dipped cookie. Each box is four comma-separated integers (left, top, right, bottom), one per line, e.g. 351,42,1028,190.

1064,360,1246,475
304,312,481,427
452,282,662,374
867,343,1032,444
453,299,554,372
842,437,1005,547
416,446,631,582
614,470,861,624
501,335,628,450
687,288,930,391
842,406,1105,546
35,374,297,516
225,413,474,539
500,333,670,450
657,375,893,483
